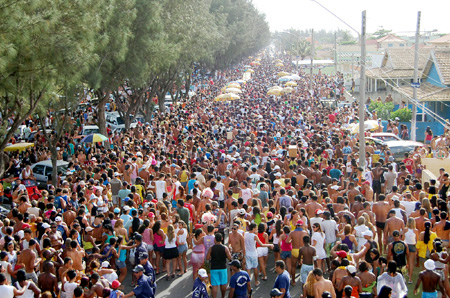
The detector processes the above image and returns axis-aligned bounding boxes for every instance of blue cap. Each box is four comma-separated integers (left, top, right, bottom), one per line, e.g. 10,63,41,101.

114,208,120,214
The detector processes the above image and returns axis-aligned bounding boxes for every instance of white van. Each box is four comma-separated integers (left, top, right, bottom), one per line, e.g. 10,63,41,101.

81,125,100,136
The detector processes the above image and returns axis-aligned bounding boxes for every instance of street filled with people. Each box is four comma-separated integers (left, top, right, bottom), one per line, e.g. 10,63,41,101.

2,50,450,298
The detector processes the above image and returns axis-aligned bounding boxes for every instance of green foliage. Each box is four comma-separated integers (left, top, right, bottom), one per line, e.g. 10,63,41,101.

368,101,394,120
370,26,392,40
390,108,412,122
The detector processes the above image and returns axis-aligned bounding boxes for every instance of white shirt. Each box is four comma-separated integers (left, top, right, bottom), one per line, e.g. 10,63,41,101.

0,285,15,298
244,232,257,257
154,180,166,200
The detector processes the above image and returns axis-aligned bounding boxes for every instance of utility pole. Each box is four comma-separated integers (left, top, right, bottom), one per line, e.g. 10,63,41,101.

351,53,354,78
411,11,421,141
310,29,314,93
334,32,338,74
359,11,366,169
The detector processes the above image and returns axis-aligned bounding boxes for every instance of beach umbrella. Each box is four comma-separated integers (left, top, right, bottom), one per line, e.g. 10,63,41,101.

285,81,298,87
350,120,380,134
81,133,108,143
282,87,294,94
277,71,289,77
255,58,261,61
214,94,228,101
227,83,241,89
267,89,282,96
291,74,301,80
244,65,251,68
226,88,242,93
225,93,240,100
279,75,293,82
274,59,282,63
275,62,284,67
246,69,255,73
236,79,246,84
269,86,283,90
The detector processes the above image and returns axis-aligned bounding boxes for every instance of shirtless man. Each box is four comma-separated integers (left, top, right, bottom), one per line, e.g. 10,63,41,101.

415,208,431,233
306,196,323,218
86,272,105,298
66,240,85,271
357,202,375,225
63,205,77,227
384,210,405,247
37,261,59,297
414,259,446,297
361,181,373,202
48,223,64,249
313,268,336,298
295,169,307,190
371,163,384,200
338,266,362,297
18,239,40,283
346,182,360,207
287,221,308,285
372,195,390,253
432,211,450,247
298,235,316,285
227,223,246,263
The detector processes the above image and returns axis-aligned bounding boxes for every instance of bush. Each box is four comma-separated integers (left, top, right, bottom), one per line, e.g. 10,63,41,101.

368,101,394,120
390,108,412,122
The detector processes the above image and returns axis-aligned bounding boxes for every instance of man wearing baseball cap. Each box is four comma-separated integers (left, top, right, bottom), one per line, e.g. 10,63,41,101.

123,265,154,298
138,253,156,295
228,260,251,298
193,269,209,298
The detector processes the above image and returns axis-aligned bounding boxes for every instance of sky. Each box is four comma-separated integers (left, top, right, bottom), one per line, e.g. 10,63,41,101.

252,0,450,37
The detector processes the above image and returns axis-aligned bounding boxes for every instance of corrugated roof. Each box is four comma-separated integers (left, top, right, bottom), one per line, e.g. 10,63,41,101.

434,48,450,85
395,82,450,102
377,34,407,43
428,33,450,44
387,48,431,70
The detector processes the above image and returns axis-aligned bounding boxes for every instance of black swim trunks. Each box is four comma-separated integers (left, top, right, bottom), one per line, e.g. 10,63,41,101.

376,221,385,229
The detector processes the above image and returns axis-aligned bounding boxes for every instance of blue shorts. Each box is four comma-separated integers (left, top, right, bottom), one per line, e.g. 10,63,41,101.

246,255,258,269
210,269,227,286
116,260,126,269
422,291,437,298
178,244,188,254
281,250,292,259
300,264,314,283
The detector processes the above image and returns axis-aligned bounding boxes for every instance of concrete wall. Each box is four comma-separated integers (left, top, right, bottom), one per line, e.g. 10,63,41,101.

422,158,450,178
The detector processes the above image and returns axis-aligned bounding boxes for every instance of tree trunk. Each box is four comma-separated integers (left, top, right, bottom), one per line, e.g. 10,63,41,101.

51,147,58,187
158,93,165,112
95,90,109,136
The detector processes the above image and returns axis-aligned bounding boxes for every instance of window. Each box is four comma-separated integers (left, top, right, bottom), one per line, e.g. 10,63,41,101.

400,43,405,47
33,165,45,175
388,43,393,47
44,166,53,177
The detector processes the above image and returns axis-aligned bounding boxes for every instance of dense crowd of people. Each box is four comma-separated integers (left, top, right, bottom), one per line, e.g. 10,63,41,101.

1,50,450,298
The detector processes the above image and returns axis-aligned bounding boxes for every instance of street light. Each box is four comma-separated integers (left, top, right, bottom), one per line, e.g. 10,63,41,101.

310,0,367,169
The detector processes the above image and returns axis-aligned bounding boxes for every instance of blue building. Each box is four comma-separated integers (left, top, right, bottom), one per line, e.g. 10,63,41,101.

395,48,450,138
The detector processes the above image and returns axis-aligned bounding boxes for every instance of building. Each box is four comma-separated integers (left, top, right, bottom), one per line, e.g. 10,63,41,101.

428,33,450,47
376,34,408,50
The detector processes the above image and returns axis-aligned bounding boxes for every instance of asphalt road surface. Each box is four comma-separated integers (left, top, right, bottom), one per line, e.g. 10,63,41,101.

122,249,305,298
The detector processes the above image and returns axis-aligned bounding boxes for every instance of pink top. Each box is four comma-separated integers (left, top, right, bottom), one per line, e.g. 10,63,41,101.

281,235,292,252
142,228,153,245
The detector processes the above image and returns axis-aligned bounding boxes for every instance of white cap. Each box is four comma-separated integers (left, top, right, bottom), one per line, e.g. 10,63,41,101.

123,206,131,211
114,172,122,177
101,261,110,268
424,259,435,270
55,216,62,222
274,180,281,185
17,230,24,239
274,165,280,170
239,209,246,215
346,265,357,274
198,269,208,278
42,223,51,229
274,172,282,177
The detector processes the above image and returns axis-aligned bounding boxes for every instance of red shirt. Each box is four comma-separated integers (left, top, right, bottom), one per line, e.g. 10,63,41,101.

403,158,414,173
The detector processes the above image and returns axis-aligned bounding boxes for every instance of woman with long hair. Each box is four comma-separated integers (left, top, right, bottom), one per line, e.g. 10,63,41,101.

312,223,327,271
404,217,418,283
269,219,283,262
353,217,369,252
176,221,188,276
163,224,179,280
338,224,358,253
256,223,269,280
417,221,437,267
152,220,165,274
303,271,317,298
190,228,205,280
138,219,154,264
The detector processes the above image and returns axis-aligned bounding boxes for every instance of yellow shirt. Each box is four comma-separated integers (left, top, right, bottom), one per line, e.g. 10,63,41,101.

416,232,437,258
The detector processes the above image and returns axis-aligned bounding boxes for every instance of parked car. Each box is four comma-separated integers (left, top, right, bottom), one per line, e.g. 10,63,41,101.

105,112,138,132
31,160,69,188
81,125,100,136
370,133,401,142
384,140,424,162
